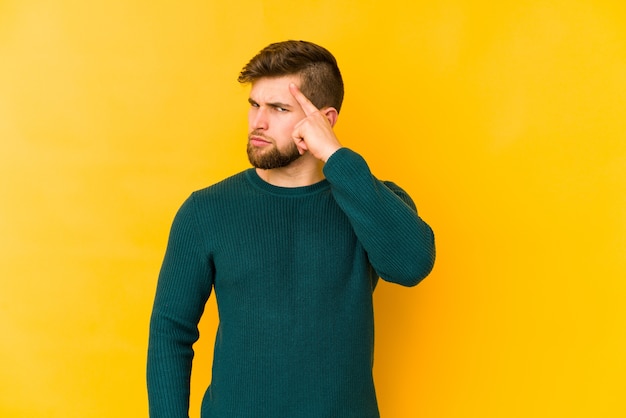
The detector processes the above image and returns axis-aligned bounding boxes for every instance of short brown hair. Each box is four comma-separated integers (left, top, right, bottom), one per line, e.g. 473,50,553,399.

238,40,344,113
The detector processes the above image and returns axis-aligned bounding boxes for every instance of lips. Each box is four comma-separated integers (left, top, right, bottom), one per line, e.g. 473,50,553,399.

249,134,272,147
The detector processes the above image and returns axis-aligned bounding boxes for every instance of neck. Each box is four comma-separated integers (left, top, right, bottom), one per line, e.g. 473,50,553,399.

255,157,325,187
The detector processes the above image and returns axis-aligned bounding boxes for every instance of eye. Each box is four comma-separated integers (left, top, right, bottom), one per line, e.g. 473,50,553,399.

270,104,292,113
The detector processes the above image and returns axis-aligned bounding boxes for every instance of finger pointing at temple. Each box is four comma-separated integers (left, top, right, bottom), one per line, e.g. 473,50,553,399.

289,83,342,162
289,83,320,116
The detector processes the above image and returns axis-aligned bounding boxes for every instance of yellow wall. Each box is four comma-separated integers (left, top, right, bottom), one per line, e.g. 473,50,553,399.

1,1,624,417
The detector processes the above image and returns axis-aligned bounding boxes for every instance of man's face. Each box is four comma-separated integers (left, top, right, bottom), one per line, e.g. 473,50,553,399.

247,75,307,169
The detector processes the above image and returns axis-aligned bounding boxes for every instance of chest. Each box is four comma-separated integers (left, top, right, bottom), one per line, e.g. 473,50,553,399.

207,192,363,295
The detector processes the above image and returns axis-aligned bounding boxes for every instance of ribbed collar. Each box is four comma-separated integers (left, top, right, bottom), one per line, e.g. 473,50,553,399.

245,168,330,197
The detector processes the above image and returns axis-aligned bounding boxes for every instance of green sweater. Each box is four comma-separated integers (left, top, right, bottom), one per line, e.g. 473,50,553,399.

147,148,435,418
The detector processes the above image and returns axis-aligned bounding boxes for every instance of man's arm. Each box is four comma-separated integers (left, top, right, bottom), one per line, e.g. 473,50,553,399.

289,83,435,286
323,148,436,286
147,194,213,417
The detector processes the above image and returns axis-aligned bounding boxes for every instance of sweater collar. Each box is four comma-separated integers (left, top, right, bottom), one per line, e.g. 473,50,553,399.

245,168,330,196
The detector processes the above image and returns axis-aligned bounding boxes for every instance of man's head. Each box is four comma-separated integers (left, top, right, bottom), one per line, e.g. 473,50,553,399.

238,40,344,114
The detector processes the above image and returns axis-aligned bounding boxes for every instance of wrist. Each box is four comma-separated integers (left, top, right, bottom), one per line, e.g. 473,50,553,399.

321,145,342,163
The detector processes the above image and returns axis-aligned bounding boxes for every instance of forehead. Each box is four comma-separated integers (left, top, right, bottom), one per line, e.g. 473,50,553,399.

249,75,302,103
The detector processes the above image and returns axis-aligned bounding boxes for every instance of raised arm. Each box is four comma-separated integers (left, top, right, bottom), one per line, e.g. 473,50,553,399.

288,84,435,286
323,148,435,286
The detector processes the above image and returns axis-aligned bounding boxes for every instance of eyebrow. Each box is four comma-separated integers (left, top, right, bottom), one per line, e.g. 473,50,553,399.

248,97,293,110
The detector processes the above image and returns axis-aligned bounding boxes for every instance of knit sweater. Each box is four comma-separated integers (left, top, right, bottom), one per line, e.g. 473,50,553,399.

147,148,435,418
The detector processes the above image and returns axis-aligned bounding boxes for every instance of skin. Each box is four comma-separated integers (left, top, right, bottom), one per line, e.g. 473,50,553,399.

247,75,342,187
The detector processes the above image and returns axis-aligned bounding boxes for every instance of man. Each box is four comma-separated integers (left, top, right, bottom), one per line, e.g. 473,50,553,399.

147,40,435,418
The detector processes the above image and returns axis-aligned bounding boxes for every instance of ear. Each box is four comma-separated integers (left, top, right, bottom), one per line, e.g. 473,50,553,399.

321,107,339,127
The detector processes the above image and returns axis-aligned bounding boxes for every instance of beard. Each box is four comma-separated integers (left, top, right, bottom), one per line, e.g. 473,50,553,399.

247,133,301,170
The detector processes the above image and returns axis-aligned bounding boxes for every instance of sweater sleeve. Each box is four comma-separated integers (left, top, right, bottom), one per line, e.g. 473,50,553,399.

147,193,214,417
323,148,435,286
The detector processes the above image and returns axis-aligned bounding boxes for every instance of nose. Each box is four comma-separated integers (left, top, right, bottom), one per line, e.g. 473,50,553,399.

250,106,268,131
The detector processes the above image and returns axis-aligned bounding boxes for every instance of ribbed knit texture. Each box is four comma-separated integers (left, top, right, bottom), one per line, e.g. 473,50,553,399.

147,148,435,418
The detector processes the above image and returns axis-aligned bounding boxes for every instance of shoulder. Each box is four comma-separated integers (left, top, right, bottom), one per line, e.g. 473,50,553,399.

180,169,261,220
172,169,252,229
191,169,251,201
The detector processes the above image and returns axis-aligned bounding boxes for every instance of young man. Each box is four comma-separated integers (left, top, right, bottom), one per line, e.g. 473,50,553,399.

147,40,435,418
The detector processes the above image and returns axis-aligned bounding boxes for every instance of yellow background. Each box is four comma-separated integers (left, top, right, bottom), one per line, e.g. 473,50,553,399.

1,0,625,417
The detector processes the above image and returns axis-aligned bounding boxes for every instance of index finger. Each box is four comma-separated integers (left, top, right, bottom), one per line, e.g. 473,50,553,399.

289,83,319,116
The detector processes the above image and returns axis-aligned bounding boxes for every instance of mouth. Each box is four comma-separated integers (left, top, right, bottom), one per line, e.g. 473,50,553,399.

249,134,272,147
